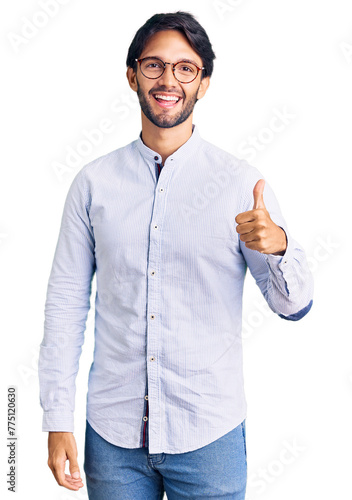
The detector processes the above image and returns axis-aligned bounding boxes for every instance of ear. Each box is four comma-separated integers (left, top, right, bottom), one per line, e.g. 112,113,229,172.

126,66,138,92
196,76,210,100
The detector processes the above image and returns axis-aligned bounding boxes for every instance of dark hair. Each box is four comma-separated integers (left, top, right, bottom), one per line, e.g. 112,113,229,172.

126,11,216,79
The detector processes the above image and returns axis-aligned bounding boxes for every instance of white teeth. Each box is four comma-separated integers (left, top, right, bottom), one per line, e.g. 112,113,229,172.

154,94,180,102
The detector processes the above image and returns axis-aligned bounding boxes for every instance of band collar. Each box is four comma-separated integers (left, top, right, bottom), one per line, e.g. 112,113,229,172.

135,124,201,165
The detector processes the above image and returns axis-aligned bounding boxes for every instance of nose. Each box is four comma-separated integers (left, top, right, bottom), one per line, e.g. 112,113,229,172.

157,63,178,87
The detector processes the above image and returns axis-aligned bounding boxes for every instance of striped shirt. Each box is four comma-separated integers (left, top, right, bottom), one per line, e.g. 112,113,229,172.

38,124,313,454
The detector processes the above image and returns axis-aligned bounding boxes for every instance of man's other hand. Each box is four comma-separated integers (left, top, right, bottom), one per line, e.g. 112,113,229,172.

47,432,84,491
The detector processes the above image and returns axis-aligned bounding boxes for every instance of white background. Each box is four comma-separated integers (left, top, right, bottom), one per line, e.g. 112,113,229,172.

1,0,351,498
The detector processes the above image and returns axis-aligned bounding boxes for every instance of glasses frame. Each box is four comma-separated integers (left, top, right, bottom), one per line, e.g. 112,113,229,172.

135,57,205,84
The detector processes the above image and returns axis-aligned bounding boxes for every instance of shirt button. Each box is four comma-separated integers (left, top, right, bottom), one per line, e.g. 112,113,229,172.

150,314,155,320
151,271,155,276
143,416,148,421
150,357,156,362
159,188,164,192
145,395,148,400
154,225,158,230
154,156,158,161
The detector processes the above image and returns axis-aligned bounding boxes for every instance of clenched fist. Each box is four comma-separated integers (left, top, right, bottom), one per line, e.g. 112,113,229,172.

235,179,287,255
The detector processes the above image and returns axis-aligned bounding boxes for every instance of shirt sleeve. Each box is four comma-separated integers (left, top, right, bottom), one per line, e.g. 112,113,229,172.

38,168,96,432
238,168,313,320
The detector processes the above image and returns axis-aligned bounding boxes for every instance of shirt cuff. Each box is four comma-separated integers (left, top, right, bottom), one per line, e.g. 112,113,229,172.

264,227,292,274
42,411,74,432
279,299,313,321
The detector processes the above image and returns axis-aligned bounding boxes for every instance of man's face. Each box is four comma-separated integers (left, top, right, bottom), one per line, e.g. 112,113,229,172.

128,30,209,129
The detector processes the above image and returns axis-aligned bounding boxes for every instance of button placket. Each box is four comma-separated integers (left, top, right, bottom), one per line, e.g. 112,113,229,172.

145,159,171,451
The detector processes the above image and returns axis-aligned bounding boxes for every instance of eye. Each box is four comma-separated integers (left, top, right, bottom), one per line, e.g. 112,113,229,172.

176,62,197,74
145,60,163,69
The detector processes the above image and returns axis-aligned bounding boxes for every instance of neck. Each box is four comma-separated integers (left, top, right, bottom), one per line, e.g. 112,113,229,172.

140,113,193,165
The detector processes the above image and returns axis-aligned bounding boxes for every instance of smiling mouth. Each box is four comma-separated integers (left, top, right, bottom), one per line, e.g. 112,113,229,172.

152,93,182,109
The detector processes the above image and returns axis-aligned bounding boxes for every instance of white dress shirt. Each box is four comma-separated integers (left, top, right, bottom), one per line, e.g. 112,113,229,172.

39,124,313,454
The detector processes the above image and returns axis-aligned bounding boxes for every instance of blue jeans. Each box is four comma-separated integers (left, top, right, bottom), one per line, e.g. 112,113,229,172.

83,419,247,499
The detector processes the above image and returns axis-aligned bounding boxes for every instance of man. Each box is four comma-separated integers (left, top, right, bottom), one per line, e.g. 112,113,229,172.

39,11,313,499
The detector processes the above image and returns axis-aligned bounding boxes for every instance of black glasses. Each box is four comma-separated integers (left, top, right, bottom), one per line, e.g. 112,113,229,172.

135,57,205,84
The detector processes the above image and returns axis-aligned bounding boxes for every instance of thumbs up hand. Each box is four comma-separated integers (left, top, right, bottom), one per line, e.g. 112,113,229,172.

235,179,287,255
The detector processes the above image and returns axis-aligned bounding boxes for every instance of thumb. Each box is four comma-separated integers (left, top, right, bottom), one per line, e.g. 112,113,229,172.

253,179,266,209
69,457,81,479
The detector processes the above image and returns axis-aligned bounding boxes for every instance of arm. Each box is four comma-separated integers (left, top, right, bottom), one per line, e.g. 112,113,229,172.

235,176,313,320
38,168,95,489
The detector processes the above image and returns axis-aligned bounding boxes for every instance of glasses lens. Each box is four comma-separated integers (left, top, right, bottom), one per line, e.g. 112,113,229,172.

140,58,164,78
174,61,198,83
